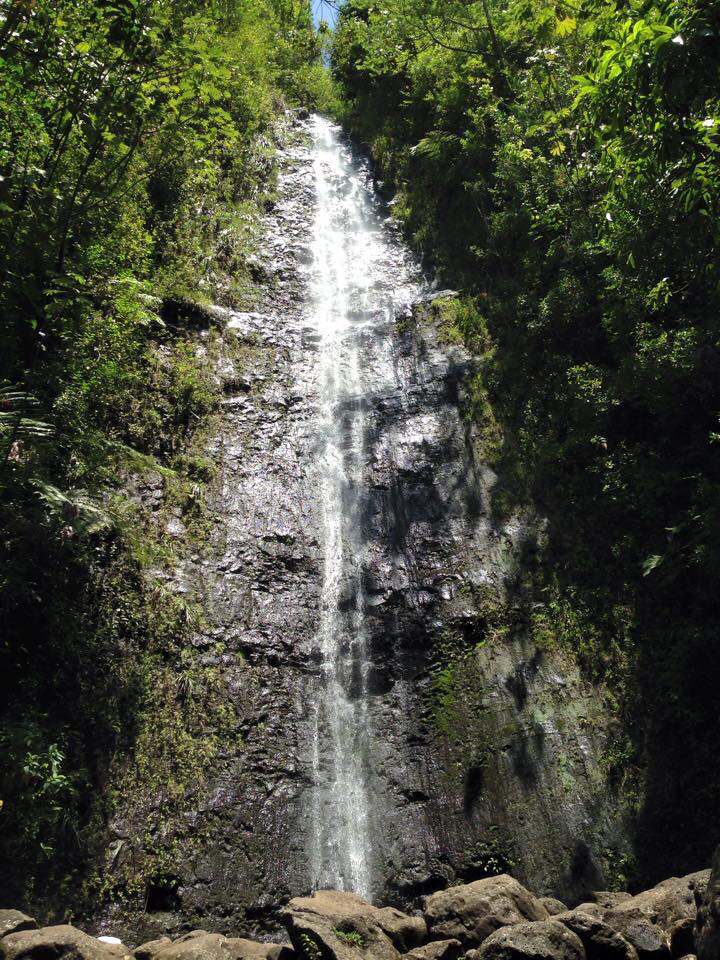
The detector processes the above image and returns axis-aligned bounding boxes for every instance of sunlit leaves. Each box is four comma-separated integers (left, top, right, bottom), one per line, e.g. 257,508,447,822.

556,17,576,36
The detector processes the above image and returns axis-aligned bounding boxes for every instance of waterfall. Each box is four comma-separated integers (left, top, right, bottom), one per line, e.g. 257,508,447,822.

307,115,426,898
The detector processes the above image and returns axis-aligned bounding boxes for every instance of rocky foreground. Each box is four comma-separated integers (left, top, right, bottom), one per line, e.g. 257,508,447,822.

2,852,720,960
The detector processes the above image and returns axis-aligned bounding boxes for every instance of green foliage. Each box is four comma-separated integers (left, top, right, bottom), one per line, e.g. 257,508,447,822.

466,827,515,879
0,0,325,918
300,934,323,960
335,929,365,948
333,0,720,882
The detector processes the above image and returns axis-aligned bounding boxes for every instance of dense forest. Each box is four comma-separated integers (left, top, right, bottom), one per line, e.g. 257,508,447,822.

1,0,720,931
0,0,331,913
331,0,720,883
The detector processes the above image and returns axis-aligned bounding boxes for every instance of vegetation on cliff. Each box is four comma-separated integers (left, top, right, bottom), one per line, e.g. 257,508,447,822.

331,0,720,885
0,0,330,916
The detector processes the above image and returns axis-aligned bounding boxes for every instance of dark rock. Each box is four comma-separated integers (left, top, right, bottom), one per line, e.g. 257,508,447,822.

556,910,638,960
602,913,669,960
668,919,694,959
477,919,586,960
0,915,36,940
423,875,550,948
84,109,634,941
696,847,720,960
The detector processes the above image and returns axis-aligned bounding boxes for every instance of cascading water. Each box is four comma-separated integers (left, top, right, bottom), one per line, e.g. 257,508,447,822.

307,115,426,898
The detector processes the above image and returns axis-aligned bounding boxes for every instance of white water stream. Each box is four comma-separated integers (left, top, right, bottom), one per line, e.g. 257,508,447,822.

307,115,425,897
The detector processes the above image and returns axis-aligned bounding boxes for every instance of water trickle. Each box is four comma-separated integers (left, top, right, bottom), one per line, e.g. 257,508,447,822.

307,115,426,898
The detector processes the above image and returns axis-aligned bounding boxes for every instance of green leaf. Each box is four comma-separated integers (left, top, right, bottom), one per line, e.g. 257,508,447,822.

556,17,576,37
642,554,664,576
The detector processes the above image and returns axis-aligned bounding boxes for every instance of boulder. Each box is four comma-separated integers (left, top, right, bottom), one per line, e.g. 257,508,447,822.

668,919,694,960
576,908,607,921
373,908,427,952
266,948,295,960
400,941,463,960
134,940,172,960
0,926,127,960
282,890,407,960
477,919,586,960
226,941,294,960
602,914,669,960
540,899,569,917
556,910,638,960
0,916,36,941
696,848,720,960
609,873,710,934
150,935,232,960
423,875,549,948
97,945,132,960
588,897,633,911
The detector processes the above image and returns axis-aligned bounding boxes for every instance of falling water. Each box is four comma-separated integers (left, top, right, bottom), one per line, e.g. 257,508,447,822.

307,115,426,897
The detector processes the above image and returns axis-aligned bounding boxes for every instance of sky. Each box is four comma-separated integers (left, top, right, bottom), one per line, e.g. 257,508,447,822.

312,0,339,27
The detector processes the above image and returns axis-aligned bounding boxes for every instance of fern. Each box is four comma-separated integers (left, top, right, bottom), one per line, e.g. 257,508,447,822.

0,386,53,463
32,481,113,537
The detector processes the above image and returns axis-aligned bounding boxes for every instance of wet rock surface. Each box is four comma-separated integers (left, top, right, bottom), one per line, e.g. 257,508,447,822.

95,112,634,938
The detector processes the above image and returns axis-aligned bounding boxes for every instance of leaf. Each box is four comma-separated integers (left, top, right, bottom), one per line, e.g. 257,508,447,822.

556,17,576,37
642,554,664,576
32,482,113,537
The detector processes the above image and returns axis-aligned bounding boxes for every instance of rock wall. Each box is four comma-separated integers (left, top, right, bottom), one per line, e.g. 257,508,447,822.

94,116,631,941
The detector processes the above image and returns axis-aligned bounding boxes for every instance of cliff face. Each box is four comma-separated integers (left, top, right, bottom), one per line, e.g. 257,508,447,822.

95,115,630,942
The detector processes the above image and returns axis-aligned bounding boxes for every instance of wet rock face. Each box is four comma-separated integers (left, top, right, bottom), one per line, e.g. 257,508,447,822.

95,113,631,939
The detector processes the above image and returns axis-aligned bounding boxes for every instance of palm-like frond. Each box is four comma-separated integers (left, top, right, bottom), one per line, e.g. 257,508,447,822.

32,481,113,537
